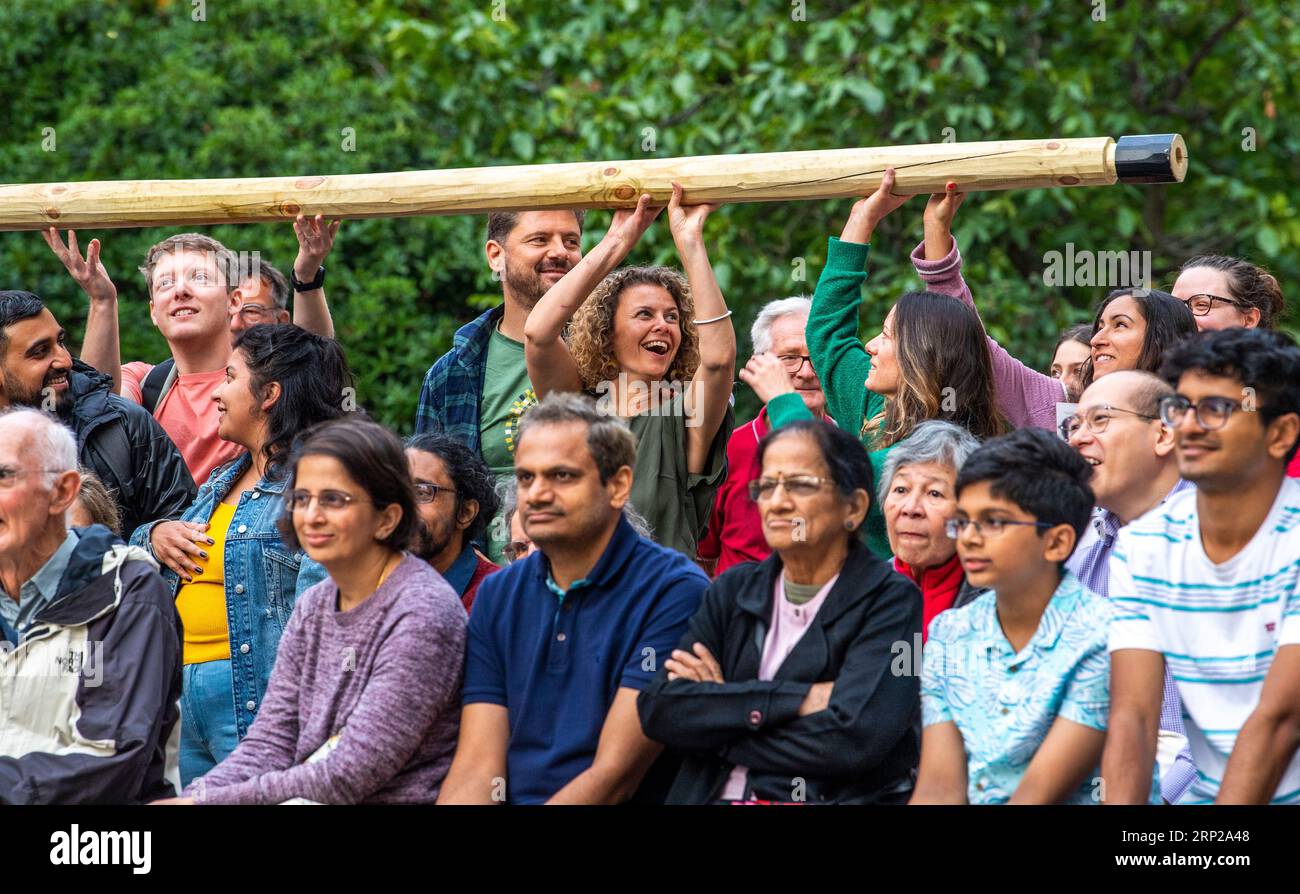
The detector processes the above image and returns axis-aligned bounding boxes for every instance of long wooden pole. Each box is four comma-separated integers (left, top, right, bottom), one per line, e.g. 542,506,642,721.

0,134,1186,232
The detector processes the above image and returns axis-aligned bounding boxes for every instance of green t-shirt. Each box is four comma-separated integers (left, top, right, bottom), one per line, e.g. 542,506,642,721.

625,392,734,559
782,577,824,606
479,327,535,563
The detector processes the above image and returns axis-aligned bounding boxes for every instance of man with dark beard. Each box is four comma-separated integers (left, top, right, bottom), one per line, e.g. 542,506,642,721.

414,210,585,562
406,433,501,612
0,291,194,536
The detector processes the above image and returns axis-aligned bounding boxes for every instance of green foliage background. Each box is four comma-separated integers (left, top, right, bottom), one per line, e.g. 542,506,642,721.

1,0,1295,431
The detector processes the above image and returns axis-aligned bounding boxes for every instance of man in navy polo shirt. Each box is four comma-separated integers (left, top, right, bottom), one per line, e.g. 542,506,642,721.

438,393,707,804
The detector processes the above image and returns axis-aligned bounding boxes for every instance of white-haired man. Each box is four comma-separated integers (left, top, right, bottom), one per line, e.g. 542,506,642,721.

698,297,828,575
0,408,181,804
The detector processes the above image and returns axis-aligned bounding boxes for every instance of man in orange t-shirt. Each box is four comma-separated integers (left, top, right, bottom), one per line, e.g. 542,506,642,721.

44,219,339,488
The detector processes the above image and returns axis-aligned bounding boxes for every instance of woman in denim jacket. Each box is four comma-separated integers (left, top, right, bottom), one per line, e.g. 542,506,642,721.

131,324,352,785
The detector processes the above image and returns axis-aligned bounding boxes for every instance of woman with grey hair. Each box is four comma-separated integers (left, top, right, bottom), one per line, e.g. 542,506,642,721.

879,420,984,642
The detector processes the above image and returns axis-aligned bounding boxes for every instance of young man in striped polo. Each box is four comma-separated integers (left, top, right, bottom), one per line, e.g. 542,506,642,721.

1103,328,1300,804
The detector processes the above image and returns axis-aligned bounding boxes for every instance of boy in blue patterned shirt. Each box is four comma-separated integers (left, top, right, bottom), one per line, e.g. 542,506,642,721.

912,427,1127,804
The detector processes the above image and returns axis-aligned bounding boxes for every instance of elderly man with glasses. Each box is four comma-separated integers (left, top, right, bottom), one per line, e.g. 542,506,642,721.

0,408,182,804
1062,368,1198,803
698,296,830,576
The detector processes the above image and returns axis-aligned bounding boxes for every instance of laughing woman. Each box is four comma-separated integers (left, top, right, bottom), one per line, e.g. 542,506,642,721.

130,324,346,785
523,184,736,557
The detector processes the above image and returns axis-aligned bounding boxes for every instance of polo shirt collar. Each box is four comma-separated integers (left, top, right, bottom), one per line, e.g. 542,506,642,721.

537,514,639,593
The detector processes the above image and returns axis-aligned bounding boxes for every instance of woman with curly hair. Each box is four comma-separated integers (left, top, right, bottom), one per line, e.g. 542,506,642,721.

523,184,736,558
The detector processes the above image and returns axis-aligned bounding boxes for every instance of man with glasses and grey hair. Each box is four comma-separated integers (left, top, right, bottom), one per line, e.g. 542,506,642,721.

0,408,181,804
1062,368,1197,803
699,296,830,576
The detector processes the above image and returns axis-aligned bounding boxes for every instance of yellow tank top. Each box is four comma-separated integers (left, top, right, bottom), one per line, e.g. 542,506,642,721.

176,501,236,665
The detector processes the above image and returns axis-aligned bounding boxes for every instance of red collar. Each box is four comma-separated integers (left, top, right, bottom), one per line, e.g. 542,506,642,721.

893,550,963,591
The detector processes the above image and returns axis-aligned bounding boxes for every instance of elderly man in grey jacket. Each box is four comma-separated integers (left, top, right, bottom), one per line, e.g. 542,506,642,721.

0,407,181,804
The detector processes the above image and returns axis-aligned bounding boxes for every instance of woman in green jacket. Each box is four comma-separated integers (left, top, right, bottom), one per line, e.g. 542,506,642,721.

764,171,1006,556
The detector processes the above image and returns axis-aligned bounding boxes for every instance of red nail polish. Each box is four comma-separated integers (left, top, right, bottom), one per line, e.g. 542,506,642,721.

946,181,956,191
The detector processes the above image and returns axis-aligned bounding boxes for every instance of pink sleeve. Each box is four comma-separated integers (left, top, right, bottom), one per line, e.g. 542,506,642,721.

120,362,152,404
909,240,1065,431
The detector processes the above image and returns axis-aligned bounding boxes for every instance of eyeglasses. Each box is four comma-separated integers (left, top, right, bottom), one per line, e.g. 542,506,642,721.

748,474,830,502
237,303,279,321
503,540,533,562
287,489,373,512
776,354,814,373
414,482,456,504
1181,293,1244,317
1059,404,1159,440
944,518,1055,540
1158,395,1248,430
0,466,68,489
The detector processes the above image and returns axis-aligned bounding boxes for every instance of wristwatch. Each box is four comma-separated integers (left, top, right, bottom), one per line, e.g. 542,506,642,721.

290,265,326,292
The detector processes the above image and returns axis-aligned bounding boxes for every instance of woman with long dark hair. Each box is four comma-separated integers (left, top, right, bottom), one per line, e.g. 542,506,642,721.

130,323,352,784
785,170,1008,556
1078,287,1198,391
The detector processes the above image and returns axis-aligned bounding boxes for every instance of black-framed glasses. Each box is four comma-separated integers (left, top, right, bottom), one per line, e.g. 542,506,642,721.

748,474,830,502
287,489,372,512
414,482,456,504
1159,395,1248,430
1181,293,1244,317
776,354,813,373
944,518,1055,540
1059,404,1159,440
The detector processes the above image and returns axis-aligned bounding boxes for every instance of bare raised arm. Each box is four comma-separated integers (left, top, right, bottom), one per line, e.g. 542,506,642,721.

435,703,511,805
43,228,121,392
668,183,734,474
523,194,663,398
291,214,339,338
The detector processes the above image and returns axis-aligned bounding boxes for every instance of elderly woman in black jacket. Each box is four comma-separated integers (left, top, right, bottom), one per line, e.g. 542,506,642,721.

637,419,922,804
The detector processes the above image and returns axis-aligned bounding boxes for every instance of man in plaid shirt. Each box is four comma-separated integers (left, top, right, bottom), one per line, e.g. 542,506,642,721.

415,209,585,560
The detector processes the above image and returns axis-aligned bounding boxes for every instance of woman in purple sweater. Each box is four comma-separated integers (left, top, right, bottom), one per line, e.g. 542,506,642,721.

160,417,467,805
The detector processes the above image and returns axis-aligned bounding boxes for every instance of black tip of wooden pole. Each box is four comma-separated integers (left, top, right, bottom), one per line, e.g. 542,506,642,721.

1116,134,1188,184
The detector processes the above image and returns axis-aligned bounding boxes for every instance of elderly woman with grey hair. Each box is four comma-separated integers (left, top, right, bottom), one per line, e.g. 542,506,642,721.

879,420,984,642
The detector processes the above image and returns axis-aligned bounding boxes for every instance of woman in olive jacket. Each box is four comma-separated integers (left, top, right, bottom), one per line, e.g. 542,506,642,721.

638,418,922,804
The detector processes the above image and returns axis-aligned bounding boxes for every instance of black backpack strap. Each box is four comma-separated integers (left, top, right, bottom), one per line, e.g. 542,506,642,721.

141,357,176,414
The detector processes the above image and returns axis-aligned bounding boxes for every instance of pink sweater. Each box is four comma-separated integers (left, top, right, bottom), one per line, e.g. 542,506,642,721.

910,240,1065,431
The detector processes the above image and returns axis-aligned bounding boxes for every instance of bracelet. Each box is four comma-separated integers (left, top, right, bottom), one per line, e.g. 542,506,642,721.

693,310,733,325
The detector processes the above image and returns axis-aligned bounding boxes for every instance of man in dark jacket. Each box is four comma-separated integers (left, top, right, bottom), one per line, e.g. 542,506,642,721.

0,291,195,537
0,408,182,804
